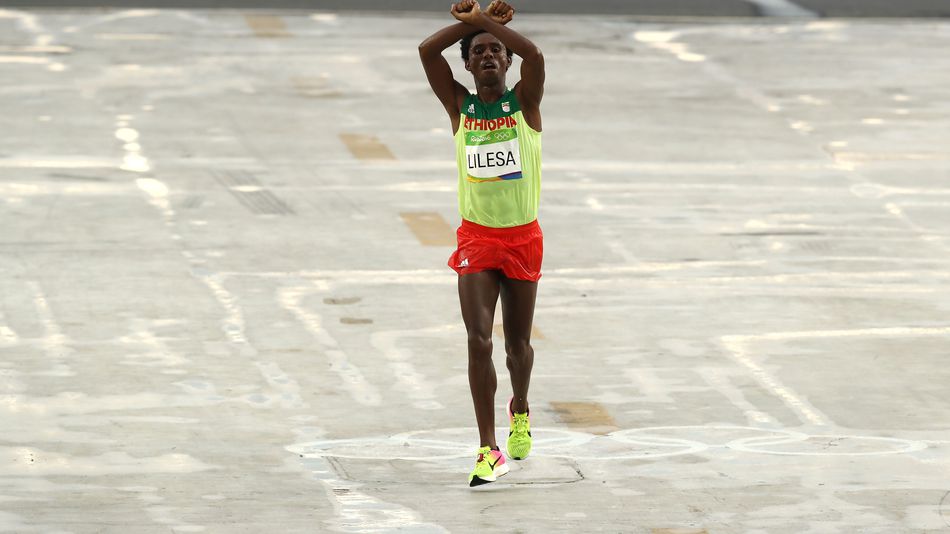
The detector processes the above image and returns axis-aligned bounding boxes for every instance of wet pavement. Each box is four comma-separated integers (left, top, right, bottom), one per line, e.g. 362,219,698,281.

1,7,950,534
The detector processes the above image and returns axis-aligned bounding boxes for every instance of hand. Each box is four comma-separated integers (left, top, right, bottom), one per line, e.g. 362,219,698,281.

451,0,482,24
485,0,515,25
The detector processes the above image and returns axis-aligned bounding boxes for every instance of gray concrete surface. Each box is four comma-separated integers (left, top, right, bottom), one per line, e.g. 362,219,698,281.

2,7,950,534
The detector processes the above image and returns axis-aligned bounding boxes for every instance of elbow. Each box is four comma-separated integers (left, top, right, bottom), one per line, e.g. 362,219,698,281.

522,47,543,63
418,41,433,58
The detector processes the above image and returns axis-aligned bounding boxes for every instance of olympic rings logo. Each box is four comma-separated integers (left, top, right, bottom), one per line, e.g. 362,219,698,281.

287,425,930,462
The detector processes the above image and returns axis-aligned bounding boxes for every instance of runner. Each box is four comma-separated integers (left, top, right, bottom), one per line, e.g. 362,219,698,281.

418,0,546,486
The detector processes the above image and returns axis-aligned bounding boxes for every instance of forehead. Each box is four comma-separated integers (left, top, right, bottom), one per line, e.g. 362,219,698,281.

471,33,503,49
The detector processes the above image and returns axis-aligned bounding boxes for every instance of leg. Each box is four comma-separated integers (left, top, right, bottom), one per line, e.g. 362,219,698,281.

499,275,538,414
459,270,502,448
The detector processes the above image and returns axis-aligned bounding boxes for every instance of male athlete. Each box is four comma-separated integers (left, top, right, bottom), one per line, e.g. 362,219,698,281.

419,0,545,486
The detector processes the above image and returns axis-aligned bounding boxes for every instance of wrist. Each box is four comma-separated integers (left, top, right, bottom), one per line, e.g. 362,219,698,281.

470,13,491,29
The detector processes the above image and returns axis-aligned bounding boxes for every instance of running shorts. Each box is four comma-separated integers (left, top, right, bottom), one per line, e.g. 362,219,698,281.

448,219,543,282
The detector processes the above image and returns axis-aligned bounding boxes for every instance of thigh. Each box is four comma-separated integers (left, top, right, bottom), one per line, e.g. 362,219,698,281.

458,270,503,337
499,276,538,342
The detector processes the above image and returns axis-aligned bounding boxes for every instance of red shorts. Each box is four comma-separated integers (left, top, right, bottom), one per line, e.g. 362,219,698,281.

448,219,543,282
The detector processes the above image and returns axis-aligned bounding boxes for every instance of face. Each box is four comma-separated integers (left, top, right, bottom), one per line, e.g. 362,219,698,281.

466,33,511,83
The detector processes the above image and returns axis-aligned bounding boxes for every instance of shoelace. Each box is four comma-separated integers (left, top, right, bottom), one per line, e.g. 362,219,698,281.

512,414,529,434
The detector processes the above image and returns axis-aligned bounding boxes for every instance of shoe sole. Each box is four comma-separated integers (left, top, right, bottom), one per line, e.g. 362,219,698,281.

469,463,510,487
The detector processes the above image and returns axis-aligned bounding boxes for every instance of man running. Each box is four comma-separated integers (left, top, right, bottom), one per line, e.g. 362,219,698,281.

418,0,545,486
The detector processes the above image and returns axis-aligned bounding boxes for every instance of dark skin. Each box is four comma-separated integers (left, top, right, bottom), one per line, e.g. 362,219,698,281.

419,0,545,449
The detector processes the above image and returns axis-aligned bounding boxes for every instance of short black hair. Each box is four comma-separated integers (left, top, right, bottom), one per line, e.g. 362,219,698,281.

460,30,514,61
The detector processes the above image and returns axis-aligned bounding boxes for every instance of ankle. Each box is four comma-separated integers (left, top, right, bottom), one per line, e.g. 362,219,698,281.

511,399,529,414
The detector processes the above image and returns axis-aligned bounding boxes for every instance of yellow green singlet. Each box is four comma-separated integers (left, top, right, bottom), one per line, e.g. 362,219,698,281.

455,88,542,228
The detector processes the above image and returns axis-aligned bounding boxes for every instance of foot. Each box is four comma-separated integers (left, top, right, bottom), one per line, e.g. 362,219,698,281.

506,396,532,460
468,446,509,487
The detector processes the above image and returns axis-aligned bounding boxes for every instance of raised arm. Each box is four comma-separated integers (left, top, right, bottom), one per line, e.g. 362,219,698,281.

453,1,545,116
418,21,474,130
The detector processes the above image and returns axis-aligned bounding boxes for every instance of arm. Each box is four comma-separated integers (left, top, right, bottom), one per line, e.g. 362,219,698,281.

456,2,545,110
418,21,474,127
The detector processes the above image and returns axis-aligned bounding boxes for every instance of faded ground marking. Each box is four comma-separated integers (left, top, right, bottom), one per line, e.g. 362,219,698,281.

137,173,307,408
720,335,831,427
27,281,75,377
340,133,396,160
299,455,448,533
244,14,289,38
370,326,449,411
400,211,455,246
721,326,950,427
550,401,619,435
278,285,382,406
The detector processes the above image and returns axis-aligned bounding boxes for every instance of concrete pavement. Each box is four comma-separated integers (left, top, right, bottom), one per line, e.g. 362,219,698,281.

2,7,950,533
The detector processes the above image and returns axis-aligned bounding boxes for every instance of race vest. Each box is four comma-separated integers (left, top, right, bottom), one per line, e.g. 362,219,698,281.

455,89,541,228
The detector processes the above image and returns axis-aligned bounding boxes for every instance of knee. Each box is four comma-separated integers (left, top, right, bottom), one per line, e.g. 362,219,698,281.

505,339,533,364
467,332,493,360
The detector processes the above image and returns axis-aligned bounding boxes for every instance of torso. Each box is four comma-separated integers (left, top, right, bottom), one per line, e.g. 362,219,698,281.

454,88,542,228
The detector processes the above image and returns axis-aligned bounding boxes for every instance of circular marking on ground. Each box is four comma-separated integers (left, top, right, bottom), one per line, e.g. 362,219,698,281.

729,434,928,456
289,428,594,461
287,425,932,461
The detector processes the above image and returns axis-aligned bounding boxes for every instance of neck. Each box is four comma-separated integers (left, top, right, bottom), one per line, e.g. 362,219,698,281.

475,79,506,104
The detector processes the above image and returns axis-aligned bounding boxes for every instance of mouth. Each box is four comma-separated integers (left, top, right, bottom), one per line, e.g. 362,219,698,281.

482,62,498,71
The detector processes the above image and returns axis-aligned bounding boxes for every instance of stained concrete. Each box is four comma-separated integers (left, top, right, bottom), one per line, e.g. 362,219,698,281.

1,7,950,534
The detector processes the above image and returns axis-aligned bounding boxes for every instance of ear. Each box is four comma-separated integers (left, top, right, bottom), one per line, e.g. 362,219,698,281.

465,58,473,72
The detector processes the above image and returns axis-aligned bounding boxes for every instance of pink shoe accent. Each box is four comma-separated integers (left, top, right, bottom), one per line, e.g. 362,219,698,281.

490,449,506,467
507,396,529,420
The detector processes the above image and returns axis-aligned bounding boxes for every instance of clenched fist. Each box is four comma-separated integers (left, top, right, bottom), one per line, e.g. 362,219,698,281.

486,0,515,25
451,0,482,23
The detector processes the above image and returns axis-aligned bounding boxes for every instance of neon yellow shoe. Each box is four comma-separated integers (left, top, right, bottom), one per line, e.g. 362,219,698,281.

468,446,509,487
506,396,532,460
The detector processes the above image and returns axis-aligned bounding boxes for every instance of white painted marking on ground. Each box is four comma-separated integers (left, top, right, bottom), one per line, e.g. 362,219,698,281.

789,120,813,133
201,274,248,346
697,367,779,426
254,361,305,409
0,309,19,347
136,178,172,215
722,325,950,428
299,455,448,533
94,33,170,40
290,425,932,461
28,281,76,377
797,94,827,105
370,327,450,410
0,56,50,65
279,286,382,406
117,122,150,173
310,13,339,24
118,319,191,368
720,336,831,426
746,0,819,18
729,326,950,342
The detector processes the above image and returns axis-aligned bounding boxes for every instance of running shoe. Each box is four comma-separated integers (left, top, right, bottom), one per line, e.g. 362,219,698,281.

468,446,508,487
506,396,532,460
